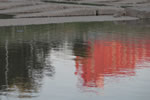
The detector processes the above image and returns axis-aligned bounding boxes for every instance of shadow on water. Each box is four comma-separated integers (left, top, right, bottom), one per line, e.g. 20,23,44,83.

0,19,150,99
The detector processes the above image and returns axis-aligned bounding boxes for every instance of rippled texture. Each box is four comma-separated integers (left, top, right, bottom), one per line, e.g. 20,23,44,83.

0,20,150,100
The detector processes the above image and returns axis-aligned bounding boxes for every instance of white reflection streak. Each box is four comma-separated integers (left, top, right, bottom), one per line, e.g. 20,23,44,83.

5,40,9,88
5,40,9,100
29,41,33,76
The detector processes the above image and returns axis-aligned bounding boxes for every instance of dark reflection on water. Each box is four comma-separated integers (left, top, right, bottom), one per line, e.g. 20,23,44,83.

0,19,150,99
0,34,55,98
0,14,14,19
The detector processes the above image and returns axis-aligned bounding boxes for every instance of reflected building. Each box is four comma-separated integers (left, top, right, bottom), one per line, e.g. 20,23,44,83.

74,38,150,89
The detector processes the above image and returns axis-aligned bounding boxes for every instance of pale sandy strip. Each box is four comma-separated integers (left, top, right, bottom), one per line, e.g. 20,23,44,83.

0,16,138,27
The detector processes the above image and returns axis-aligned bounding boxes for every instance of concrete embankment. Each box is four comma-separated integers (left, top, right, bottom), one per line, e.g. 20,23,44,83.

126,7,150,18
0,0,149,26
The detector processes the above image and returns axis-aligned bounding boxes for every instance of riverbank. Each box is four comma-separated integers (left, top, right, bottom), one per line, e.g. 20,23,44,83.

0,0,149,26
0,16,138,26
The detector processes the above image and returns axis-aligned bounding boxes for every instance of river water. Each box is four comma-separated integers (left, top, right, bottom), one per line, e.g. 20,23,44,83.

0,20,150,100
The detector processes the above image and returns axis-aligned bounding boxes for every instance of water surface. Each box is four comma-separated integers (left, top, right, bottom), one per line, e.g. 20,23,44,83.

0,20,150,100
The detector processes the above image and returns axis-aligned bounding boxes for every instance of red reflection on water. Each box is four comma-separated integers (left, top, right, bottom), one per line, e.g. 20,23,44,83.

75,40,150,88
